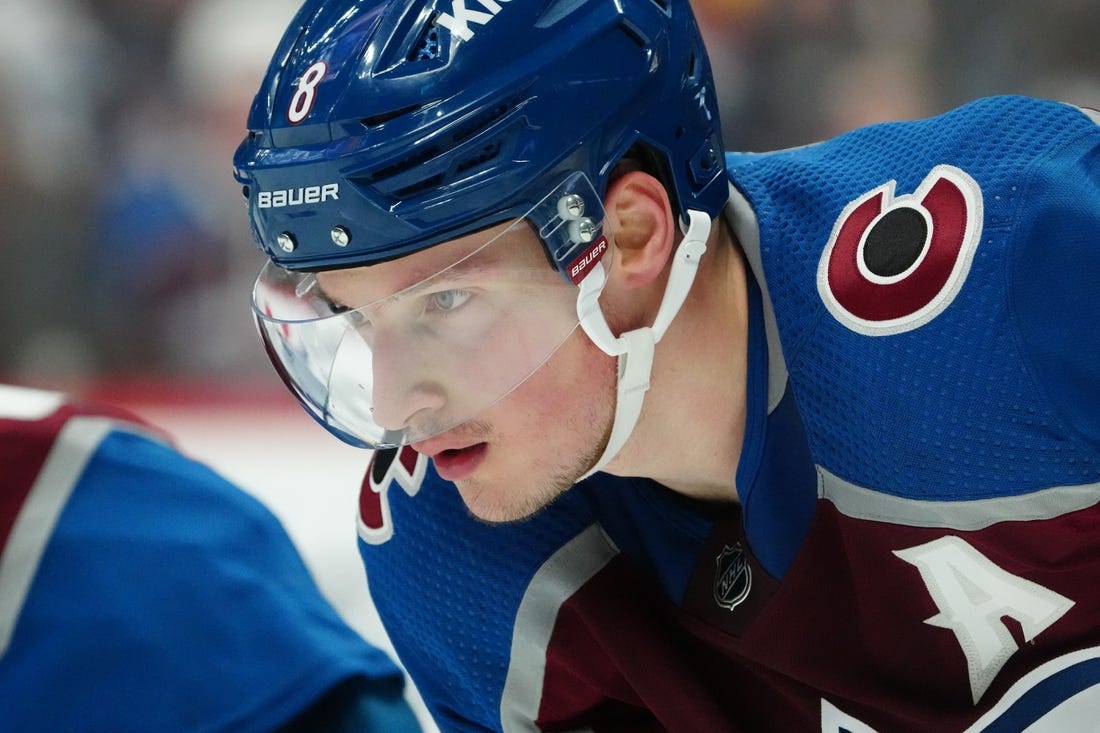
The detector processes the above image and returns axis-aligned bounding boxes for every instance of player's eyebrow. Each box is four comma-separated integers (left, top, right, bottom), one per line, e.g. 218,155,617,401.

400,253,505,291
315,250,511,311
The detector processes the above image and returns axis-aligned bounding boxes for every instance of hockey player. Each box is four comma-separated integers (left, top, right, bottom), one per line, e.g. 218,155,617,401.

0,383,421,732
234,0,1100,730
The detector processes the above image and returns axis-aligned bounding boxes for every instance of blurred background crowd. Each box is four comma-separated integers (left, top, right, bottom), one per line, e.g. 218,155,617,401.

1,0,1097,386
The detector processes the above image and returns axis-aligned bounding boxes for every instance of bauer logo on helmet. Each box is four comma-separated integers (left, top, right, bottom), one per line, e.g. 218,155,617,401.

256,183,340,209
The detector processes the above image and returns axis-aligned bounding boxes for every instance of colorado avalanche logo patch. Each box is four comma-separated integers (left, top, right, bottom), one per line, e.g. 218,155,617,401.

817,164,983,335
357,445,426,545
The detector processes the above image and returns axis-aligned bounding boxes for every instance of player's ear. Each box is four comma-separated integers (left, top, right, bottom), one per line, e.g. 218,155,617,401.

604,170,676,288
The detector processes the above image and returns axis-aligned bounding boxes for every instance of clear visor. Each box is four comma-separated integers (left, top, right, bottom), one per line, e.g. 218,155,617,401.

252,175,612,449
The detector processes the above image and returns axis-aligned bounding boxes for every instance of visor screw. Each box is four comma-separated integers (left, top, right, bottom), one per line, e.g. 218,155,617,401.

559,194,585,219
571,217,598,243
331,225,351,247
276,232,297,253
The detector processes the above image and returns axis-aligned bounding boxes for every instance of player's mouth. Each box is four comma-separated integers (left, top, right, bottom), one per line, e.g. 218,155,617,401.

417,442,488,482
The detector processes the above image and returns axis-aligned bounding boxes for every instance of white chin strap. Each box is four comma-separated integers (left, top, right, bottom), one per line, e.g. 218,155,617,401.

575,209,711,480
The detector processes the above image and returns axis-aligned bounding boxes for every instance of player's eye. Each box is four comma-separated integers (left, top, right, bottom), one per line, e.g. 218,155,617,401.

327,300,371,330
428,289,472,313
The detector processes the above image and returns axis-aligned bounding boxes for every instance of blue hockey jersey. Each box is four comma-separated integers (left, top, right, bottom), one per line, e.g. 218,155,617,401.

0,384,414,732
356,96,1100,732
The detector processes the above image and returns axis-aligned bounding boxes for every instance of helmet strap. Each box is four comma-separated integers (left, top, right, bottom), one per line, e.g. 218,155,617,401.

576,209,711,479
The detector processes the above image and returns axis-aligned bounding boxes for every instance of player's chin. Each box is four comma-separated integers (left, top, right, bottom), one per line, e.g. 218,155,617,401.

458,483,536,525
455,474,563,526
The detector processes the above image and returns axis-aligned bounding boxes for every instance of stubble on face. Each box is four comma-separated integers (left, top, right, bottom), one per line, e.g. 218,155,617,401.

456,423,608,524
450,333,617,524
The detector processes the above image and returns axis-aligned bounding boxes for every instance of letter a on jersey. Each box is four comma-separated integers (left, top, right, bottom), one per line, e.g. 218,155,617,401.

895,536,1074,704
820,699,880,733
358,446,426,545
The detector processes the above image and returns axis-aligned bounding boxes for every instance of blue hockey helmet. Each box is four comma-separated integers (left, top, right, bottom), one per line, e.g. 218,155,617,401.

235,0,727,454
233,0,727,274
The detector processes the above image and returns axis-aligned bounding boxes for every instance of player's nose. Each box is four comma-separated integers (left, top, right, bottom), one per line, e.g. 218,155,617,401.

367,327,446,434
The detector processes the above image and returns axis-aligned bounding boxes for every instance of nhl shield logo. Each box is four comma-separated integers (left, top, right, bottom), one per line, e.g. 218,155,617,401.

714,543,752,611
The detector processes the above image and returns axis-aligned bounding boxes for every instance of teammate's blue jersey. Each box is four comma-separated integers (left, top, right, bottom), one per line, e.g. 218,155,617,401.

0,385,411,732
357,96,1100,732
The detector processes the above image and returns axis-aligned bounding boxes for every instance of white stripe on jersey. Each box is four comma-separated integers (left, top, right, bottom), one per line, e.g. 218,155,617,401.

499,524,618,733
0,417,115,656
819,465,1100,530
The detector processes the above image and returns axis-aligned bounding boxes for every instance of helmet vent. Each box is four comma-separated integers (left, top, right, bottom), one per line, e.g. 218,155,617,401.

452,100,515,144
361,104,425,128
365,94,522,200
617,18,649,49
366,143,443,182
392,174,446,199
455,142,503,173
408,23,441,62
